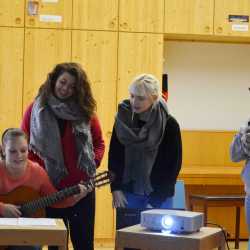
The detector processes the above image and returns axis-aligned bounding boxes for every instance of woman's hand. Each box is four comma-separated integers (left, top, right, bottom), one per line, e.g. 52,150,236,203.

2,204,21,217
73,184,91,203
146,203,153,208
112,190,128,208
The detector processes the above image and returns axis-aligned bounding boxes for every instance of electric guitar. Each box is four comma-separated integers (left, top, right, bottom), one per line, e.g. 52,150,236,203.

0,170,114,217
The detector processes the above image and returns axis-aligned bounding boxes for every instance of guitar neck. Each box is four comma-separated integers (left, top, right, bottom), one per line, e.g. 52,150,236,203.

18,170,113,217
20,185,80,216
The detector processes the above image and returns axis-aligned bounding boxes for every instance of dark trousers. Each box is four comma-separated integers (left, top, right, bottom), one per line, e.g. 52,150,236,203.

46,191,95,250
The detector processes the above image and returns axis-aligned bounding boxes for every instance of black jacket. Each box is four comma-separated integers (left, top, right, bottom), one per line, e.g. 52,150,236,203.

108,115,182,207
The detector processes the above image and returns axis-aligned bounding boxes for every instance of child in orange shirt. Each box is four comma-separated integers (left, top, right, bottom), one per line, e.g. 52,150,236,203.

0,128,90,249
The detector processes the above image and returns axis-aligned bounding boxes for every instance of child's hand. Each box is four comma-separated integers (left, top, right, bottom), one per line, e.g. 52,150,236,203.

2,204,21,217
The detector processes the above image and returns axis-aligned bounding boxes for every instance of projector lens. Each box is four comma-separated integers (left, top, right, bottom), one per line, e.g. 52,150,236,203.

161,215,173,229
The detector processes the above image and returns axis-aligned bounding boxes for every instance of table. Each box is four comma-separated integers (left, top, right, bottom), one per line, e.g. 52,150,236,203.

190,194,245,249
0,218,67,250
115,224,225,250
179,165,243,186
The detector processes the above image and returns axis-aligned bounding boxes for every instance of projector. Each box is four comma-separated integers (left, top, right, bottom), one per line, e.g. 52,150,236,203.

141,209,203,234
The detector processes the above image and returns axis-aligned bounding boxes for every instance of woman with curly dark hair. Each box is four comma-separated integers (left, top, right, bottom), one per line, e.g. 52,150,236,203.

21,62,105,250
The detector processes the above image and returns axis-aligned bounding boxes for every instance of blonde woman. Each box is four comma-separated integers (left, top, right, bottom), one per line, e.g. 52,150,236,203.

108,74,182,210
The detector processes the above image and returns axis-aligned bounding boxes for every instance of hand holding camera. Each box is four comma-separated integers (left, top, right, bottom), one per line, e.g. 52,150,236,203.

241,123,250,150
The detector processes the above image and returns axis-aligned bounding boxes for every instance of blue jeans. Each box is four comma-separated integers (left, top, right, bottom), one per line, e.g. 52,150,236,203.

124,192,173,209
118,192,173,250
245,195,250,250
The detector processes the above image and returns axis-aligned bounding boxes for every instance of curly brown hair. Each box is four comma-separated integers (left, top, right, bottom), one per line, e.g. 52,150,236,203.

38,62,96,121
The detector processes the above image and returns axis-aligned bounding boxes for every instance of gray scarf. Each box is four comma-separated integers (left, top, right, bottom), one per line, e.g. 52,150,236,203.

30,95,96,187
115,98,169,195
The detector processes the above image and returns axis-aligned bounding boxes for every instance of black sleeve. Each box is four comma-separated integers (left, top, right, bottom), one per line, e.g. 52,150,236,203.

148,116,182,207
108,126,125,192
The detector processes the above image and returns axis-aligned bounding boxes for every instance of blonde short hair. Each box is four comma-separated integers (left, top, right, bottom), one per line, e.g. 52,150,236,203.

128,74,160,99
1,128,27,159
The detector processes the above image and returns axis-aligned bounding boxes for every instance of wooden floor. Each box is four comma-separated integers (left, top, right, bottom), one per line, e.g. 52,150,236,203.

52,240,249,250
215,241,248,250
95,241,248,250
95,241,249,250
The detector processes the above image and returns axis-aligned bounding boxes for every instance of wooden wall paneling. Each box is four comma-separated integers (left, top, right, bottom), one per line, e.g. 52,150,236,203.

72,30,118,239
214,0,250,37
0,0,24,27
0,27,24,135
72,0,118,31
72,30,118,152
180,130,246,238
25,0,72,29
181,130,242,167
165,0,214,35
119,0,164,33
117,32,163,103
23,28,71,110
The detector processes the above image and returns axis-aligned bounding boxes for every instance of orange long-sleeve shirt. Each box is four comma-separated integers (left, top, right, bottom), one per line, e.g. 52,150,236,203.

0,160,77,216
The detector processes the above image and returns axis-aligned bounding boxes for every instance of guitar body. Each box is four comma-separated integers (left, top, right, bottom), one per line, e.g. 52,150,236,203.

0,187,47,250
0,186,45,217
